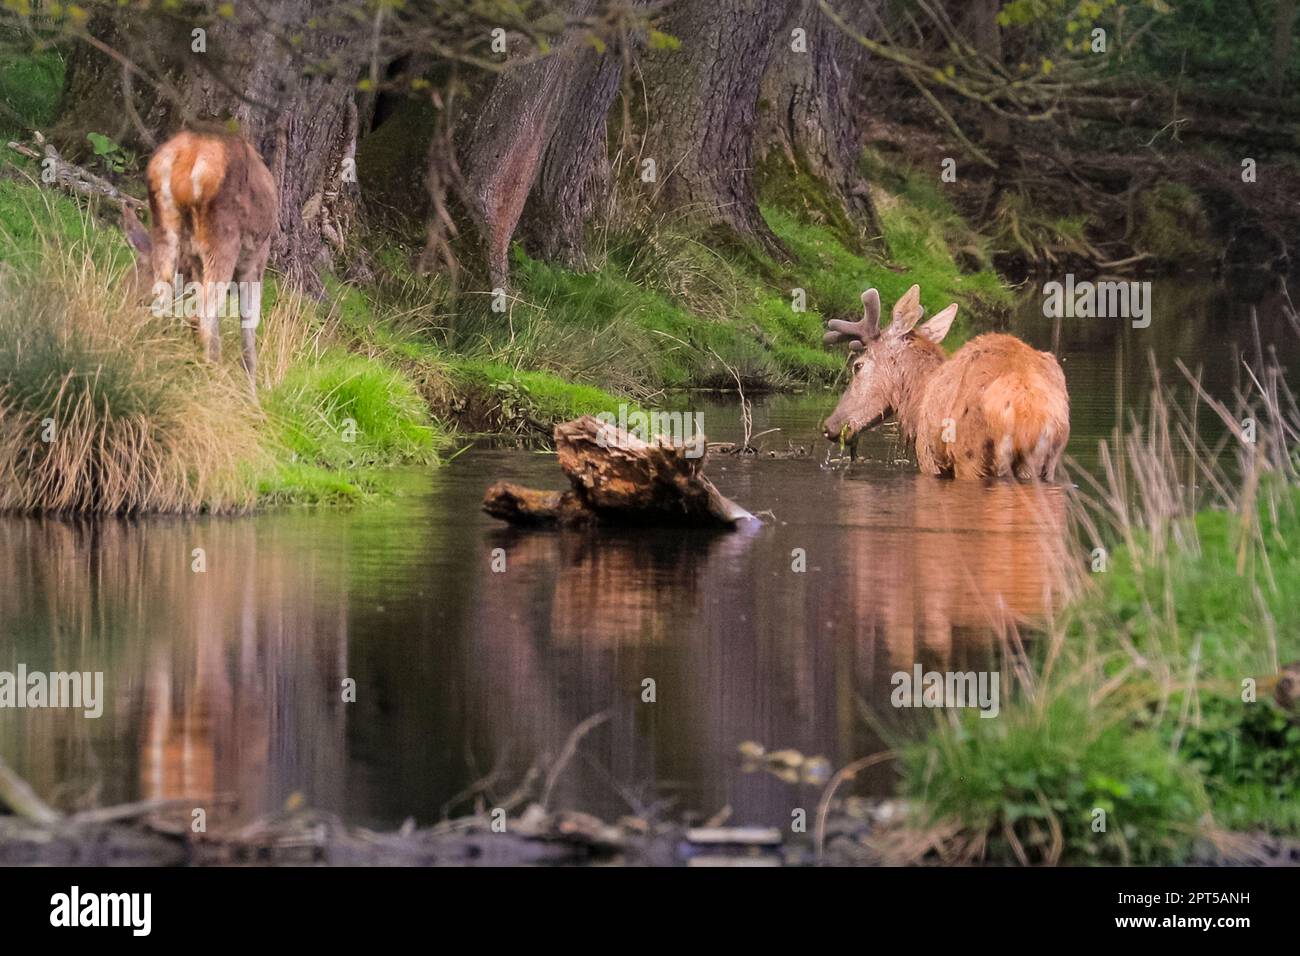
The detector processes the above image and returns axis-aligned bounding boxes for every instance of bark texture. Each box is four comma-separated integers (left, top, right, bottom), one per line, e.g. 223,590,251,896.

55,4,362,291
518,44,625,268
757,0,882,251
458,2,610,286
640,0,790,253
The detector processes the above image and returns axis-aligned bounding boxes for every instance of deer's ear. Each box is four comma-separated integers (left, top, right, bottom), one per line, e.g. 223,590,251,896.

888,284,924,336
917,303,959,343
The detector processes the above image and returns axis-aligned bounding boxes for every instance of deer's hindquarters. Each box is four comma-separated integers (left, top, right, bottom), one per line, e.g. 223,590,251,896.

916,339,1069,480
140,131,277,389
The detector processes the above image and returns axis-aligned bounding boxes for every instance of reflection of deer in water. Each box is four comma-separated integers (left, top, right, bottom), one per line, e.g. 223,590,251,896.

137,524,350,827
830,474,1071,675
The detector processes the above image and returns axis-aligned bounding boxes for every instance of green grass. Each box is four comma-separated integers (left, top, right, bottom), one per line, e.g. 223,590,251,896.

898,477,1300,863
1086,488,1300,676
0,174,448,511
1076,486,1300,836
901,692,1209,865
259,349,442,503
0,42,62,139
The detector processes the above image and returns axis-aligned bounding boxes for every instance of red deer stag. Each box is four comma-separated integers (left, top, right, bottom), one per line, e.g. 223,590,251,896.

823,285,1069,480
122,130,278,392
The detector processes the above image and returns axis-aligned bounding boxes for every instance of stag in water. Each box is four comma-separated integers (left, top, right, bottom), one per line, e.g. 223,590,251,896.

823,285,1070,480
122,130,278,392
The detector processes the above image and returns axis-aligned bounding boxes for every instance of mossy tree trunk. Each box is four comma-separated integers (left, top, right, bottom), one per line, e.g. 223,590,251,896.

639,0,790,255
53,4,362,292
757,0,883,252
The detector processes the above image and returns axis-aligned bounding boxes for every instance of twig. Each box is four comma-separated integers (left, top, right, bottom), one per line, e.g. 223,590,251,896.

541,711,611,810
814,750,896,862
0,756,62,825
6,132,147,210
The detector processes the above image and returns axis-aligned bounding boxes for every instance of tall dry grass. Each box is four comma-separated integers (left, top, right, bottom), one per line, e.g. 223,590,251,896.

878,302,1300,865
0,192,265,514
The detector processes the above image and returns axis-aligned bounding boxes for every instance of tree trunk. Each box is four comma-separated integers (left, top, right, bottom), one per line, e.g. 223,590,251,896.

757,0,883,252
53,4,362,292
483,416,754,527
457,2,609,288
959,0,1009,145
518,44,625,268
1272,0,1297,96
639,0,790,254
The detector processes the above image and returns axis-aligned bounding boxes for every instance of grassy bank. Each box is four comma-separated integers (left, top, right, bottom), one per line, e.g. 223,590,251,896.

891,365,1300,864
0,180,448,511
0,41,1020,513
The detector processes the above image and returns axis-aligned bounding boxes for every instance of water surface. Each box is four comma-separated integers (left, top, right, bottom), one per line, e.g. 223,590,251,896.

2,280,1295,829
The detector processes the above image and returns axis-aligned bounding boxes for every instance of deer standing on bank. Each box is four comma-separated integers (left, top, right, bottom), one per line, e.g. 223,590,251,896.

122,130,278,392
823,285,1070,480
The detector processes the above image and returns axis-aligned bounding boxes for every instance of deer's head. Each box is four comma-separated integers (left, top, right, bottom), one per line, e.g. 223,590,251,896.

822,285,959,442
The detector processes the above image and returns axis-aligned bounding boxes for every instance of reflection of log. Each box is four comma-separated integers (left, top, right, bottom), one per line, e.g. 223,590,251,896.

484,416,754,528
482,484,592,526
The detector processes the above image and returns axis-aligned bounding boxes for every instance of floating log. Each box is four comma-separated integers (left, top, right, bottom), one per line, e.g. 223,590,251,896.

483,415,754,528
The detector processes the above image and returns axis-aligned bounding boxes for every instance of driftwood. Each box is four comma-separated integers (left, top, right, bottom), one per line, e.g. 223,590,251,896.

483,415,754,528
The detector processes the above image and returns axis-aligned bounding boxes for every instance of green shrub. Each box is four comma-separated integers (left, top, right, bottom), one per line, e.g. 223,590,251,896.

902,692,1210,864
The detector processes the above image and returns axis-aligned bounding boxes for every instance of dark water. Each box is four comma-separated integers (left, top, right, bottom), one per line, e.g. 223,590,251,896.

2,280,1297,830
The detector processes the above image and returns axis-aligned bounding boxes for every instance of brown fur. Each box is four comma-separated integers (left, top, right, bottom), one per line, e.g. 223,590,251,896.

127,131,278,391
824,287,1070,481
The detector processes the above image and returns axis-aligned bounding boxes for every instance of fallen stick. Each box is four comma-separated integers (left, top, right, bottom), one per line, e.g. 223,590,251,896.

483,415,755,528
6,131,147,210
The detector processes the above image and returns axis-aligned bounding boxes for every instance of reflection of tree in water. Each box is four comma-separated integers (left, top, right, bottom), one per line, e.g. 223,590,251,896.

0,518,351,826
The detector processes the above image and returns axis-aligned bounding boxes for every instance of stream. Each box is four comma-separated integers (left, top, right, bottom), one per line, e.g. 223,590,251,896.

2,279,1296,830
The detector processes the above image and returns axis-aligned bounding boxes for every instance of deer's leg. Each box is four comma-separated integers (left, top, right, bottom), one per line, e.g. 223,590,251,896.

149,226,180,315
235,240,271,393
1042,444,1064,483
198,243,239,365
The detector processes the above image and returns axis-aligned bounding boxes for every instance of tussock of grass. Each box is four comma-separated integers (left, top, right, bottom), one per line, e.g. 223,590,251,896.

900,694,1209,865
266,352,437,469
0,179,449,512
0,192,263,514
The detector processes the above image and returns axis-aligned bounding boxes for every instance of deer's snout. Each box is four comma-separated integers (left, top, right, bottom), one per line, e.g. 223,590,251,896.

823,414,853,443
